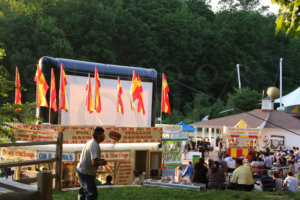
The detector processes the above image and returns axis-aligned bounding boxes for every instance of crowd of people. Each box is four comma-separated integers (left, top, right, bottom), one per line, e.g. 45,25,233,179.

177,147,300,192
183,138,213,159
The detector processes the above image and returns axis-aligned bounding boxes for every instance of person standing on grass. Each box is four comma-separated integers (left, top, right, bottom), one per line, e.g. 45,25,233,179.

288,150,296,173
264,152,272,169
76,127,107,200
183,161,194,182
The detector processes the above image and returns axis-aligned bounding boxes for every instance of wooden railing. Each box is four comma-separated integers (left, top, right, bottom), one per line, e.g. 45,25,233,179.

0,132,63,200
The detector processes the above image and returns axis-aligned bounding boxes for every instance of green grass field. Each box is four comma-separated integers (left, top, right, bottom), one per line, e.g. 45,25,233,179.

53,186,300,200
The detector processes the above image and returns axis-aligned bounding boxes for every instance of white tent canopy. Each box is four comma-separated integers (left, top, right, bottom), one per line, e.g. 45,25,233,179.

275,87,300,107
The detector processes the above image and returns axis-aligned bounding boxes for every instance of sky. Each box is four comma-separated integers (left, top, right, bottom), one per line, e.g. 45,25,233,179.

209,0,280,14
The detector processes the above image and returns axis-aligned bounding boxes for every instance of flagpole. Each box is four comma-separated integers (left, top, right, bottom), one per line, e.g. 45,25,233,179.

58,64,62,125
48,69,53,124
160,73,163,124
35,64,40,124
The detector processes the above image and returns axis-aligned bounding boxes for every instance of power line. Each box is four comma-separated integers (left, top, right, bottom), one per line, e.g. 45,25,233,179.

239,64,300,84
160,73,300,137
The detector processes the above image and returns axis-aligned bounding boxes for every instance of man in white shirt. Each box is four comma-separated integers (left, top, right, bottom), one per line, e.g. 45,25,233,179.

76,127,107,200
224,153,236,172
283,172,299,192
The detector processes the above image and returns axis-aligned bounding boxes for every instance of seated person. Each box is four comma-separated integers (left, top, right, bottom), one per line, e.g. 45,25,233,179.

283,172,299,192
132,170,140,185
260,170,275,191
228,158,254,191
272,173,283,191
102,175,114,186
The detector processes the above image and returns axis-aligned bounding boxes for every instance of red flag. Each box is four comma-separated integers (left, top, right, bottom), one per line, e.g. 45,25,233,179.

14,66,21,105
34,64,49,107
117,77,124,114
50,68,57,112
162,73,171,114
94,67,101,113
162,160,165,170
86,74,94,113
130,70,140,110
59,64,68,111
137,75,145,115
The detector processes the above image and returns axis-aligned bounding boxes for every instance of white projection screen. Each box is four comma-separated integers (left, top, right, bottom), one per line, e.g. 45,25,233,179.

61,75,153,127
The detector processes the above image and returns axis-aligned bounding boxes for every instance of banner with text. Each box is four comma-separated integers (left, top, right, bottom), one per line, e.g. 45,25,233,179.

163,152,181,168
13,125,162,144
76,151,130,162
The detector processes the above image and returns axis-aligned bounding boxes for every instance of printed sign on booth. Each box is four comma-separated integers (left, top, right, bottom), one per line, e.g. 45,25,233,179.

38,151,75,162
76,151,130,162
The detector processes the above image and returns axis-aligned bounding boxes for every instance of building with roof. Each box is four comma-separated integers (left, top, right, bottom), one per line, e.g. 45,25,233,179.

190,100,300,157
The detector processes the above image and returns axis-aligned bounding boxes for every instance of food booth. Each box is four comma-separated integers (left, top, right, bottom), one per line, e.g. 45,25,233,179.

12,124,163,187
223,120,261,158
158,125,188,169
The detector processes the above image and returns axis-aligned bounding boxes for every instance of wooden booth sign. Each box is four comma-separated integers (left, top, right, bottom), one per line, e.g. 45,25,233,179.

1,147,36,161
13,125,162,144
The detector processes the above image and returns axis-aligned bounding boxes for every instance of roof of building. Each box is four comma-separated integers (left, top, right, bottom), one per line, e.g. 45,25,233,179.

190,109,300,130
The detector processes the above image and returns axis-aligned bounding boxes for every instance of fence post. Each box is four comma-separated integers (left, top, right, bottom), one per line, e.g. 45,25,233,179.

38,171,53,200
55,132,63,191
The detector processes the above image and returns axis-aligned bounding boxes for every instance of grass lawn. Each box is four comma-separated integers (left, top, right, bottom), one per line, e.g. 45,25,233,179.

53,186,300,200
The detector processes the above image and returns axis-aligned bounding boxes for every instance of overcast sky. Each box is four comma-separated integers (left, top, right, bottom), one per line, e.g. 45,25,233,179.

209,0,280,14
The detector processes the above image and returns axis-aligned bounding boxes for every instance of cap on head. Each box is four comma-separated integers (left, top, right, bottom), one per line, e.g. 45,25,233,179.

93,127,104,139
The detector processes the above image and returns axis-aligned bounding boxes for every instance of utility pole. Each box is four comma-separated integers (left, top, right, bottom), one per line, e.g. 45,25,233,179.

236,64,241,91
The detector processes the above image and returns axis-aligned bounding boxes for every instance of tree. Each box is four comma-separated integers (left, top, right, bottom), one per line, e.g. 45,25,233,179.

273,0,300,37
0,50,37,142
227,87,261,113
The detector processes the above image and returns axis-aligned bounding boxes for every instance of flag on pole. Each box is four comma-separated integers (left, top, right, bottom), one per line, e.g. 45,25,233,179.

130,70,140,110
137,75,145,115
59,64,68,111
117,77,124,114
94,67,101,113
162,73,171,114
50,68,57,112
14,66,21,105
34,64,49,107
86,73,94,113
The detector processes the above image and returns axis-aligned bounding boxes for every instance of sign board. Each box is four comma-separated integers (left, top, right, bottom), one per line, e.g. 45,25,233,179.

76,151,130,162
163,132,188,141
156,124,182,133
192,155,200,165
1,147,36,161
38,151,75,162
13,125,162,144
163,152,181,168
223,126,262,138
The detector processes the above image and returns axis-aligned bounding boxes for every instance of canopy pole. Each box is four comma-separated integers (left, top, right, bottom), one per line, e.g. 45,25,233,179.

279,58,283,109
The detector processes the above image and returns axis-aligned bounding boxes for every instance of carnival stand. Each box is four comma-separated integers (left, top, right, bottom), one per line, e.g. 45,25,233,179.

10,124,163,187
223,120,261,158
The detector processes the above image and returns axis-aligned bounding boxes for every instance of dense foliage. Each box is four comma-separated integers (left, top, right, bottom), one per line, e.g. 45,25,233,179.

273,0,300,37
0,50,37,141
0,0,299,124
